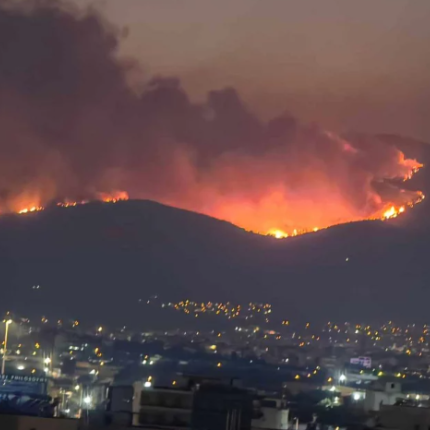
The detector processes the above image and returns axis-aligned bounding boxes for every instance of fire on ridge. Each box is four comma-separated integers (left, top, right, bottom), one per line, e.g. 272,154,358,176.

16,191,129,215
12,172,425,241
9,154,425,240
0,1,426,242
263,164,425,239
266,193,424,239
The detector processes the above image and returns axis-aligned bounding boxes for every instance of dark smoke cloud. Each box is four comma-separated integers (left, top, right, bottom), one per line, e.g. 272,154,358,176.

0,0,422,233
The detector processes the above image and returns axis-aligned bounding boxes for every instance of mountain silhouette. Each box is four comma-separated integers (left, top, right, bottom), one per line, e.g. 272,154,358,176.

1,137,430,327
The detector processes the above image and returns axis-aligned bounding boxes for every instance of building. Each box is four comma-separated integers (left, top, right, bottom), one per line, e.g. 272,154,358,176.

252,398,289,430
140,385,193,428
106,383,139,427
364,380,404,412
191,383,253,430
0,373,48,395
107,376,254,429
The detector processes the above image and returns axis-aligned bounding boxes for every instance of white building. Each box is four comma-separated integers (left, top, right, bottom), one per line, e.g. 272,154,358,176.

364,381,404,412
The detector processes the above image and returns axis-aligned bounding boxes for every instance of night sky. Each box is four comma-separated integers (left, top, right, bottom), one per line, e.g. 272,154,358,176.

77,0,430,141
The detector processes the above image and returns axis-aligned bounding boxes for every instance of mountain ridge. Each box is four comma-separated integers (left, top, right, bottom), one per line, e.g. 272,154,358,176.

1,190,430,327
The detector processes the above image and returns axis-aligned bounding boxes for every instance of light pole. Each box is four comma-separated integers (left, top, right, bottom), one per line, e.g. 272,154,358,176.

2,320,12,375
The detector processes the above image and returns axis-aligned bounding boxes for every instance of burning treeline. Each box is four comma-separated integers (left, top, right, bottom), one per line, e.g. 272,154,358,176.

0,0,424,238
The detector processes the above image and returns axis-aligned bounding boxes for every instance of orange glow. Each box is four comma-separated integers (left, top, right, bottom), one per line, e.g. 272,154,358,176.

264,191,423,238
98,191,129,203
55,192,128,208
15,191,129,216
225,159,424,238
18,206,43,214
269,229,289,239
12,181,424,239
57,201,78,208
147,147,423,239
382,206,397,219
7,149,425,240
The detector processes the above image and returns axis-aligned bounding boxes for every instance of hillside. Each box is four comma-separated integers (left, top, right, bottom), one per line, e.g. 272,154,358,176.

1,183,430,327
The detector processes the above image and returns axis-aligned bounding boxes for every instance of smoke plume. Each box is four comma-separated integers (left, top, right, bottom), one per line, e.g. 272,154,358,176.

0,0,423,235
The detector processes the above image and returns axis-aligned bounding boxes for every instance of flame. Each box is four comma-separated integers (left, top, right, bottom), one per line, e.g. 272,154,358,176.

11,179,424,240
97,191,129,203
382,206,397,219
16,192,129,214
258,162,424,238
18,206,43,214
269,229,289,239
7,155,426,240
382,205,408,220
379,192,424,221
56,201,80,208
265,191,424,239
12,180,425,239
55,191,128,208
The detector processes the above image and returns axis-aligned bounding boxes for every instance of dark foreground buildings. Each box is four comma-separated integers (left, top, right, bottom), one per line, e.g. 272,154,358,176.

107,376,254,429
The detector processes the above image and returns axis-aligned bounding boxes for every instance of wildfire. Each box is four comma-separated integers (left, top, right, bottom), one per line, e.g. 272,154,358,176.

97,191,129,203
249,157,424,238
17,192,129,215
267,227,319,239
382,206,402,220
0,1,426,245
56,201,83,208
264,191,425,239
380,193,424,221
269,229,289,239
13,185,425,240
18,206,44,214
9,156,426,241
403,164,423,181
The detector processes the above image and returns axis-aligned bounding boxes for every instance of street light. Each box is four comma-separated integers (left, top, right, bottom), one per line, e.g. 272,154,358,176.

83,394,93,425
2,320,12,375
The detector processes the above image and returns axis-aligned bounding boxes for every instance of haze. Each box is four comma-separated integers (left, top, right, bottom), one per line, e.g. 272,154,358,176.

75,0,430,142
